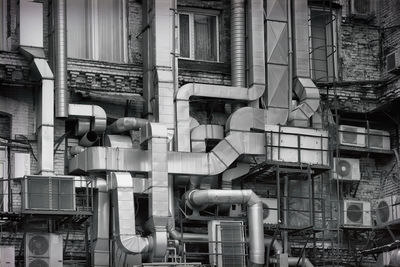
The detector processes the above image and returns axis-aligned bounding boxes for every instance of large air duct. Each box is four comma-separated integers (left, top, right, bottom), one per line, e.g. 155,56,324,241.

68,104,107,133
54,0,68,118
231,0,246,87
19,47,54,175
186,189,265,266
107,117,148,134
190,124,224,152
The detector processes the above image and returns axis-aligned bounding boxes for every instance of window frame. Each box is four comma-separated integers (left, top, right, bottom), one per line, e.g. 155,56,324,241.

66,0,128,63
178,8,220,62
308,6,339,82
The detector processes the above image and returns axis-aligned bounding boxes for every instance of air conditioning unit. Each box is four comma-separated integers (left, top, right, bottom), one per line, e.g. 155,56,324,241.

350,0,375,18
338,125,366,147
342,200,371,227
367,129,391,150
25,233,63,267
24,176,76,211
333,157,360,181
261,198,278,224
386,49,400,73
0,246,15,267
376,195,400,226
208,220,246,267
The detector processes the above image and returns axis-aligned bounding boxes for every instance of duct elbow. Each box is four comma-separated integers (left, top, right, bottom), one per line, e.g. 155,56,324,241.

117,235,150,255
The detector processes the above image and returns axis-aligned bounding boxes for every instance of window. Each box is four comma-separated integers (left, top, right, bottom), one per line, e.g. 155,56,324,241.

179,9,219,62
66,0,127,62
309,8,337,82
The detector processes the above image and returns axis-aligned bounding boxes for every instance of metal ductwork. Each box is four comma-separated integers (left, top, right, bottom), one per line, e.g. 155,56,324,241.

104,135,133,148
231,0,246,87
191,124,224,152
92,178,109,266
186,189,265,266
110,172,150,263
68,104,107,133
107,117,148,134
79,131,99,147
54,0,68,118
222,162,250,189
19,47,55,175
69,131,265,175
70,146,85,156
175,83,264,152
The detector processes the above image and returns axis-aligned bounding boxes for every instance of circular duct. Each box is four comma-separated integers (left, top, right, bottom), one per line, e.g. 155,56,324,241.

263,205,270,220
347,204,363,223
377,200,390,223
28,235,49,256
29,259,49,267
337,160,351,177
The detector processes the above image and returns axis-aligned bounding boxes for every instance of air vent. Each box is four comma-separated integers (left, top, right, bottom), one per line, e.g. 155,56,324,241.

338,125,366,147
367,129,390,150
343,200,371,227
333,157,360,181
25,233,63,267
24,176,75,211
261,198,278,224
350,0,375,19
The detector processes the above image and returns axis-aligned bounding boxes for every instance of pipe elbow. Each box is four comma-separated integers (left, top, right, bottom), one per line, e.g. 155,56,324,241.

175,83,194,101
117,235,150,255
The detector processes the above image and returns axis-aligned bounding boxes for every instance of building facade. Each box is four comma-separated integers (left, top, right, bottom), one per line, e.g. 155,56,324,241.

0,0,400,266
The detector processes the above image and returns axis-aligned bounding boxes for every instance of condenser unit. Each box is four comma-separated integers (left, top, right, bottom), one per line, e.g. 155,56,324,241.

0,246,15,267
367,129,391,150
386,48,400,73
261,198,278,225
342,200,371,227
350,0,375,18
24,175,75,211
208,220,246,267
333,157,360,181
25,233,63,267
376,195,400,226
338,125,366,147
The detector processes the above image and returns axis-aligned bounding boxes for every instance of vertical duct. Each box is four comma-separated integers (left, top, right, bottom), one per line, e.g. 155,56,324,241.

231,0,246,87
54,0,69,118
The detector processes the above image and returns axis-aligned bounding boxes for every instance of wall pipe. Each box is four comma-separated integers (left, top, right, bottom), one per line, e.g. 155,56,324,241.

54,0,68,118
107,117,148,134
185,189,265,266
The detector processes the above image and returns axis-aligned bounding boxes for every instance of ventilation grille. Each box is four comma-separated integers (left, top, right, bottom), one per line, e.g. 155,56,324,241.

28,235,49,256
29,258,49,267
342,127,358,144
377,200,390,223
219,222,245,267
351,0,374,17
346,203,363,224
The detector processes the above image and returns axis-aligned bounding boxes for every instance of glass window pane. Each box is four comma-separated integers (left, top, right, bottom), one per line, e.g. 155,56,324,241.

97,0,124,62
179,14,190,58
67,0,88,58
194,15,217,61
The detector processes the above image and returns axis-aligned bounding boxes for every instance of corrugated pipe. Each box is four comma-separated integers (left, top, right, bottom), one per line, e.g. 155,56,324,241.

231,0,246,87
107,117,148,134
186,189,265,266
54,0,68,118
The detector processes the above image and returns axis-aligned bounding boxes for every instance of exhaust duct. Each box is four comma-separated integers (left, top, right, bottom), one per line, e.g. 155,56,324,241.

190,124,224,152
107,117,148,134
231,0,246,87
68,104,107,133
70,146,85,156
79,131,98,147
186,189,265,266
54,0,68,118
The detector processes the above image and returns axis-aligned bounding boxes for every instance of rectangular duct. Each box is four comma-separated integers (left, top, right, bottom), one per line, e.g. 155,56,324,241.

19,0,43,47
292,0,310,77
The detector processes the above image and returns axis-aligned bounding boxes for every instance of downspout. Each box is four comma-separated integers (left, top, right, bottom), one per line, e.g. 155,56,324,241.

185,189,265,266
54,0,68,118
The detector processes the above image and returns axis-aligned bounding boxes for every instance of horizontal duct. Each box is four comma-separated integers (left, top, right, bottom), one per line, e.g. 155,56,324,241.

107,117,148,134
191,124,224,152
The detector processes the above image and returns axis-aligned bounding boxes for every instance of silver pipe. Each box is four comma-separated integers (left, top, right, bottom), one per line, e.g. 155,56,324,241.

79,131,99,147
186,189,265,266
283,175,289,253
107,117,148,134
54,0,68,118
231,0,246,87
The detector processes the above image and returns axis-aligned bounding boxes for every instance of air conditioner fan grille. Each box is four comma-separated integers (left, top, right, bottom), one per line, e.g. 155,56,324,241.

28,235,49,256
347,204,363,223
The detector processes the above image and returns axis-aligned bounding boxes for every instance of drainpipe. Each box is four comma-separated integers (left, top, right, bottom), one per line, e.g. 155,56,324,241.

54,0,68,118
185,189,265,266
19,48,54,175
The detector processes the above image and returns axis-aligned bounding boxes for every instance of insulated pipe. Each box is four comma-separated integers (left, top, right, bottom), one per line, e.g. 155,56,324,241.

79,131,99,147
54,0,68,118
107,117,148,134
231,0,246,87
186,189,265,266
